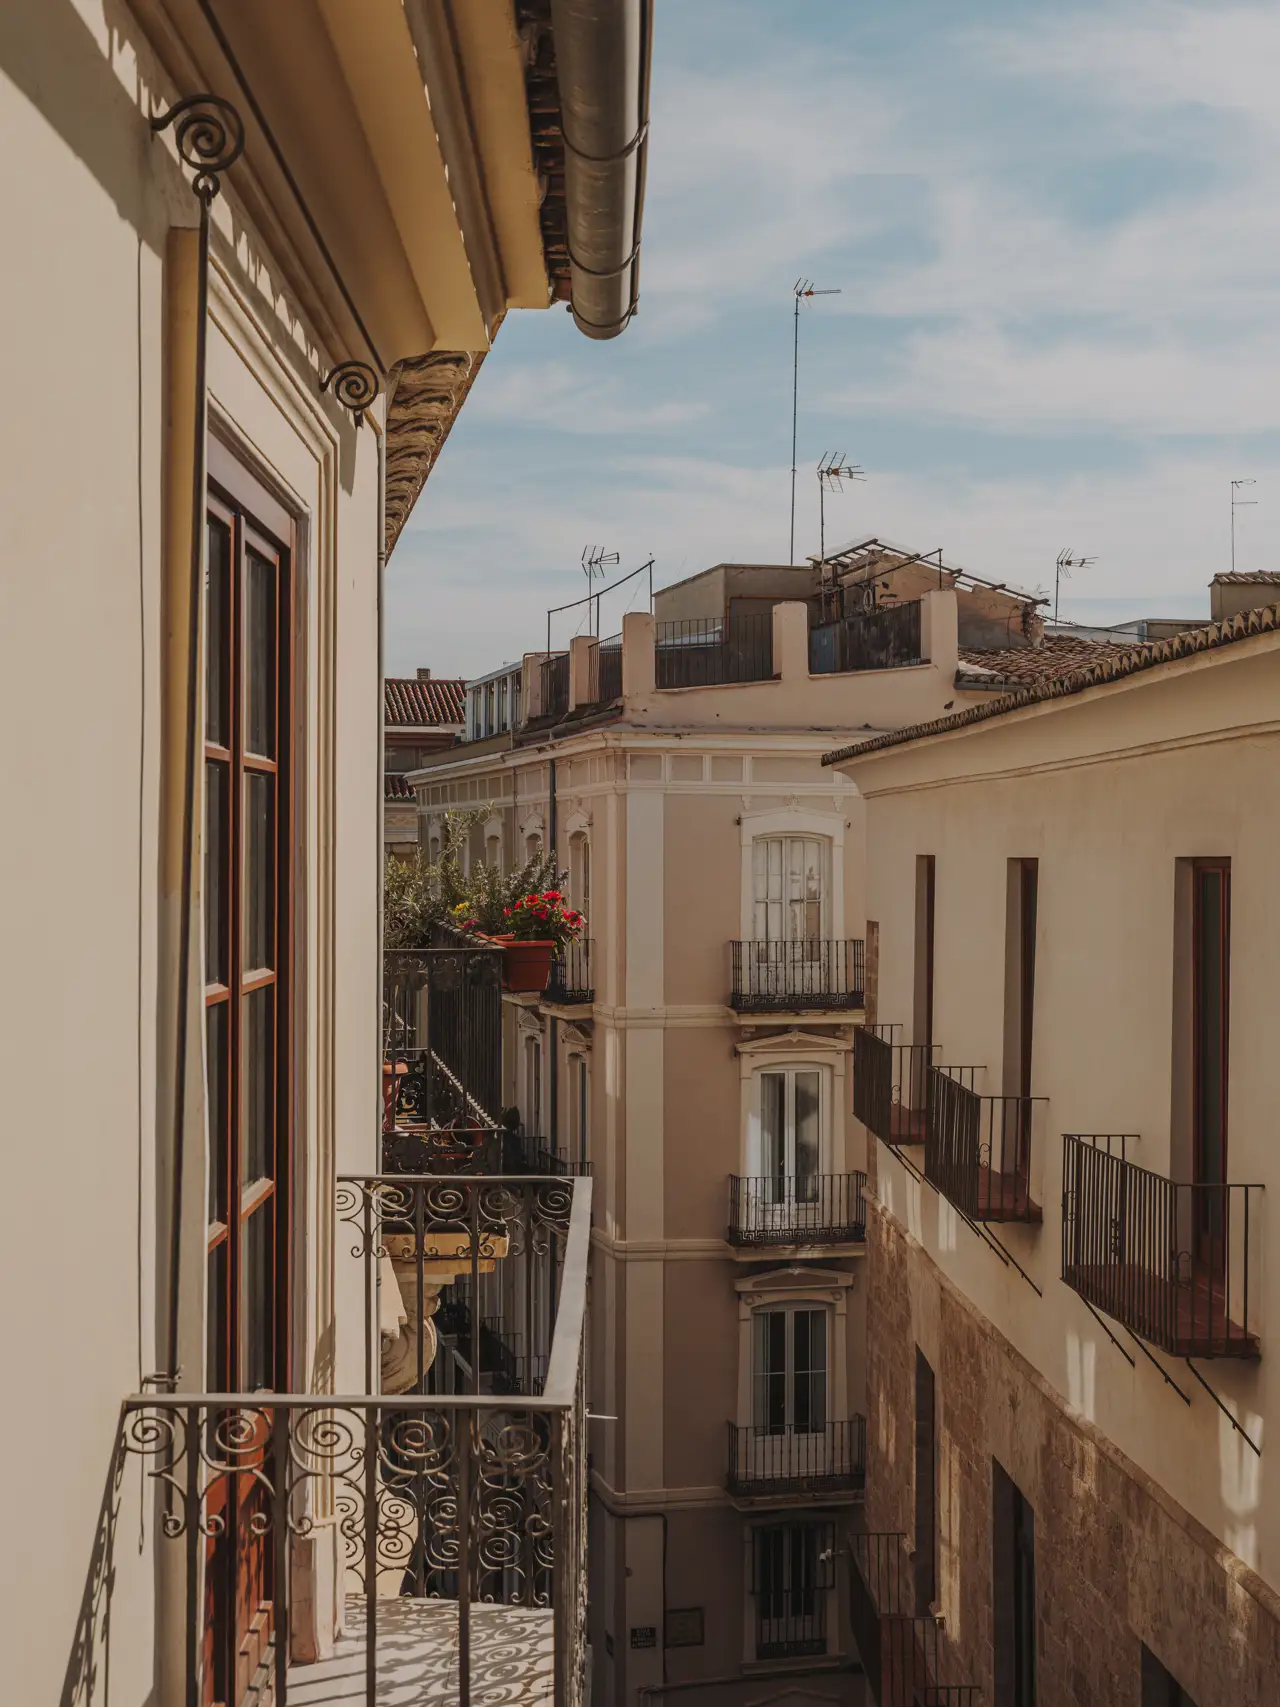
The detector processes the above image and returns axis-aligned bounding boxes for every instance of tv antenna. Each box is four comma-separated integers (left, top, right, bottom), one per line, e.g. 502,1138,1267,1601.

816,453,866,566
790,279,841,565
1054,548,1097,625
1231,479,1256,575
581,546,619,635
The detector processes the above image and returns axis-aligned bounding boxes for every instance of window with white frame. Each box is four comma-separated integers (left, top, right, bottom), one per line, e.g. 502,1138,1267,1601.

523,1034,543,1133
752,1521,834,1659
753,836,827,943
754,1066,822,1199
753,1304,828,1434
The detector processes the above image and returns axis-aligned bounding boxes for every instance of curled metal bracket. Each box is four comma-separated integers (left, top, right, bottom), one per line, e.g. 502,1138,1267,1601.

151,94,245,204
321,360,382,427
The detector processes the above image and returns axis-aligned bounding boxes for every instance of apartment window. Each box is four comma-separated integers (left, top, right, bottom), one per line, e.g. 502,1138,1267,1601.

913,855,936,1050
753,836,827,942
756,1067,821,1201
752,1522,834,1659
1003,859,1039,1097
753,1305,827,1434
914,1350,937,1611
1192,861,1230,1261
204,454,294,1703
570,832,591,918
993,1461,1037,1707
1141,1645,1198,1707
524,1035,543,1134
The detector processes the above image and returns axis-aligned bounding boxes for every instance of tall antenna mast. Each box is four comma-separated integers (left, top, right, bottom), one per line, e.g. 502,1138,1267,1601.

581,545,619,636
1231,479,1256,575
817,453,866,566
790,279,841,565
1054,548,1098,625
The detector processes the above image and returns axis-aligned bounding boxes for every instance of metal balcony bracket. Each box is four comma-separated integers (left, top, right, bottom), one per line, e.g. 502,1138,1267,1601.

1073,1295,1136,1370
1185,1359,1261,1456
1116,1325,1190,1406
321,360,383,427
150,94,245,204
881,1134,1042,1297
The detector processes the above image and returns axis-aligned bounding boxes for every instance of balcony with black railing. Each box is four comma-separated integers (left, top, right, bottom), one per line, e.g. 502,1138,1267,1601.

810,599,923,675
545,938,594,1005
730,938,865,1012
590,637,622,705
849,1533,977,1707
655,612,775,688
1062,1134,1261,1359
727,1418,866,1499
96,1174,591,1707
540,650,570,719
728,1172,866,1247
925,1066,1045,1224
853,1025,938,1146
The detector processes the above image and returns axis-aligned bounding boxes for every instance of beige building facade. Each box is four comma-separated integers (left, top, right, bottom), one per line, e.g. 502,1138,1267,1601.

828,604,1280,1705
413,566,1091,1707
3,3,647,1703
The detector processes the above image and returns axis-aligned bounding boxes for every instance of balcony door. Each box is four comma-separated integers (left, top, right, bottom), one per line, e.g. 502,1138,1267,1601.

1192,861,1230,1268
749,1305,829,1483
756,1068,821,1221
752,837,827,997
204,463,294,1707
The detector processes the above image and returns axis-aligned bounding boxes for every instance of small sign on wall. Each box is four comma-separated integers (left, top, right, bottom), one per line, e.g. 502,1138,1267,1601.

629,1626,658,1650
664,1608,705,1648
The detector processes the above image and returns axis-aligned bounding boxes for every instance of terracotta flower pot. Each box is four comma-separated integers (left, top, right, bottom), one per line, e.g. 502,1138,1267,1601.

497,938,556,993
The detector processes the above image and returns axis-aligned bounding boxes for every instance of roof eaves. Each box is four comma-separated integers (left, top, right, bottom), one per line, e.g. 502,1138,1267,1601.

822,603,1280,766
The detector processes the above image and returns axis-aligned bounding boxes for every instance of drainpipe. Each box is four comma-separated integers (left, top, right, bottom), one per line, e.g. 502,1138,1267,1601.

550,0,652,339
548,753,558,1149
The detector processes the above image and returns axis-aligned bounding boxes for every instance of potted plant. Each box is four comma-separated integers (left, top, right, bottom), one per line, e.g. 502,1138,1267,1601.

476,889,584,992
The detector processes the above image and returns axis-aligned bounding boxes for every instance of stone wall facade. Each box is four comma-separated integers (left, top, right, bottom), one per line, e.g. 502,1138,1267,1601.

865,1201,1280,1706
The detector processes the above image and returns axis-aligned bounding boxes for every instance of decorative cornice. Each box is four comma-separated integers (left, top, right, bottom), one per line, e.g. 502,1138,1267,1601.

823,602,1280,766
384,349,486,555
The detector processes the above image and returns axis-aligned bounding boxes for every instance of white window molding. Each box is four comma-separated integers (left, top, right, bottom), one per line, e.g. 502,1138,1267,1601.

736,1031,851,1176
739,806,845,940
733,1267,851,1429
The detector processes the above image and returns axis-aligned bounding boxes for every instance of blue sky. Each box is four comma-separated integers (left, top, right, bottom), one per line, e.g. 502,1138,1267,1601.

386,0,1280,678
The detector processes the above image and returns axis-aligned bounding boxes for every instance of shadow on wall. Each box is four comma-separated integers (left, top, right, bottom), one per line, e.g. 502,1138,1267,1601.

60,1420,129,1707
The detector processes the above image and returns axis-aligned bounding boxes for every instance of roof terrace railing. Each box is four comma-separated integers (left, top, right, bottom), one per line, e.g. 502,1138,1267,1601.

655,612,774,688
810,601,923,674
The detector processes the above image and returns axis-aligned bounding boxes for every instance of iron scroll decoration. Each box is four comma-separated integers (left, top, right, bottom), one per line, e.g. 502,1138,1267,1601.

150,94,245,202
321,360,383,427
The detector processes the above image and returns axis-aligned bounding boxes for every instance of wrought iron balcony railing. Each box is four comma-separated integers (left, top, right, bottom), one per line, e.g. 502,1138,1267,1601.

853,1025,938,1145
588,637,622,705
809,600,923,674
727,1419,866,1498
546,938,594,1004
541,650,570,719
655,613,775,688
103,1176,591,1707
1062,1134,1261,1359
728,1172,866,1246
751,1520,835,1659
384,929,503,1138
849,1533,977,1707
925,1067,1045,1224
730,938,865,1011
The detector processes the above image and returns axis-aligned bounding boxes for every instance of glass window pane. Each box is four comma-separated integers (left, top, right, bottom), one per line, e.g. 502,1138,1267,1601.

240,1208,274,1391
204,761,229,987
206,516,231,746
206,1241,227,1392
245,548,277,759
206,1001,229,1223
243,771,275,973
241,985,275,1190
761,1074,786,1190
795,1072,820,1183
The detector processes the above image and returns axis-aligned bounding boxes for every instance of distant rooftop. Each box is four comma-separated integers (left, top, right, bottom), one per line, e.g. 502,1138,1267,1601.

385,675,465,727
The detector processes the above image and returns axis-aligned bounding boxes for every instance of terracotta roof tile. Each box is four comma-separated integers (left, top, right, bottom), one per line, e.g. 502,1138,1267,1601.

384,773,415,800
384,677,465,727
1212,571,1280,585
955,635,1123,690
823,604,1280,765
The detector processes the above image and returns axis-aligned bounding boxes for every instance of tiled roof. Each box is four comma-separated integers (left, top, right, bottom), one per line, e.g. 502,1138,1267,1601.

384,677,465,727
823,603,1280,765
385,773,415,800
955,635,1123,690
1212,571,1280,585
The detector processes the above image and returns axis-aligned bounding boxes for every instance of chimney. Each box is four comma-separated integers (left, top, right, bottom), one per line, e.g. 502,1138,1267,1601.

416,667,432,680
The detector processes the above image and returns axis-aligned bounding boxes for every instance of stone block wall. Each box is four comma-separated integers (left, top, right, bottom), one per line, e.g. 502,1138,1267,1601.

865,1201,1280,1706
